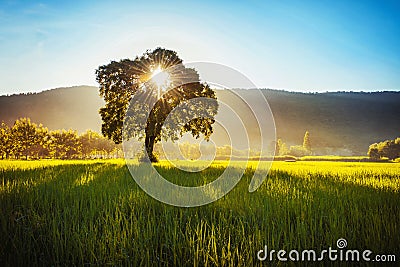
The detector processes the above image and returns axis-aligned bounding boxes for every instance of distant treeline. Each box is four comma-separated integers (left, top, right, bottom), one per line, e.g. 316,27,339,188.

274,131,312,157
0,118,121,160
1,117,399,161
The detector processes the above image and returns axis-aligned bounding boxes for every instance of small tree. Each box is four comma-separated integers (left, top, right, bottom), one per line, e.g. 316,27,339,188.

11,118,39,159
30,124,49,159
276,139,289,156
368,138,400,160
79,130,102,158
289,145,309,157
49,130,81,159
0,122,13,159
367,144,380,159
380,140,399,160
303,131,311,152
79,130,118,159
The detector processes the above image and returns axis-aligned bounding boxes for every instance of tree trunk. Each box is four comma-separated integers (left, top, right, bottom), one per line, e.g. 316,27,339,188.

145,134,157,162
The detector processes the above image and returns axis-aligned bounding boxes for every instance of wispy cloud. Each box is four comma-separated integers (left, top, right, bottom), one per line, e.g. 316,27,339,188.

23,2,48,15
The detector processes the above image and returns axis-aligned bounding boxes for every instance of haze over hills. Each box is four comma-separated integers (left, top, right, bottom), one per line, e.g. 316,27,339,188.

0,86,104,134
0,86,399,155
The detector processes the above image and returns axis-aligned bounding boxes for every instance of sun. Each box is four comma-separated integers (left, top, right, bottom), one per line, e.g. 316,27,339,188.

150,66,170,91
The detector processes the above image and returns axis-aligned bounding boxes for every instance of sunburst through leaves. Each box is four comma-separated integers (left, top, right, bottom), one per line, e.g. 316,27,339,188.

96,47,218,162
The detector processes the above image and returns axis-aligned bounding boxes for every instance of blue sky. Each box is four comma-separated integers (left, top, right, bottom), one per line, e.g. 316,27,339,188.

0,0,399,94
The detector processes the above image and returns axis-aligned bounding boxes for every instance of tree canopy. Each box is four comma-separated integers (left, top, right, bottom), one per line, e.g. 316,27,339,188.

96,48,218,162
368,137,400,160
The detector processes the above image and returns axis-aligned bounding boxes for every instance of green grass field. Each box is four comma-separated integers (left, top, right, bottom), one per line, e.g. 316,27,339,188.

0,160,399,266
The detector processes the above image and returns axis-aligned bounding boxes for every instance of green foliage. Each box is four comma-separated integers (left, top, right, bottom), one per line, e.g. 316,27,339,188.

0,122,13,159
11,118,40,159
31,124,50,159
48,130,81,159
96,48,217,162
299,155,380,162
0,118,120,160
303,130,311,151
275,139,289,156
0,160,399,265
368,137,400,160
367,145,380,160
275,138,311,157
79,130,119,159
289,145,311,157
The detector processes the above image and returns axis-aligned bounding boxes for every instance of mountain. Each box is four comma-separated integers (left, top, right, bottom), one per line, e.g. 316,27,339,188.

1,86,399,155
260,90,400,155
0,86,104,133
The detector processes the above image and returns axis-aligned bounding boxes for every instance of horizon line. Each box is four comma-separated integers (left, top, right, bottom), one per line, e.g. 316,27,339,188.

1,84,400,97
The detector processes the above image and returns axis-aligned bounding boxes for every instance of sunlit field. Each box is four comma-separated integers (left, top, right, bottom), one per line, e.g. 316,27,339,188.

0,160,399,266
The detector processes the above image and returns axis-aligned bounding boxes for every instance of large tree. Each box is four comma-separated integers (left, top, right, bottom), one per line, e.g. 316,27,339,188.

96,48,217,162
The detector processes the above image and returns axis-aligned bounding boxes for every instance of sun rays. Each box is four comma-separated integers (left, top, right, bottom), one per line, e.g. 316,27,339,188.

150,66,171,98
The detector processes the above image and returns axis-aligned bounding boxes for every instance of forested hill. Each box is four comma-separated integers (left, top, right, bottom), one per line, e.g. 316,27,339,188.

260,90,400,155
0,86,104,134
1,86,399,155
